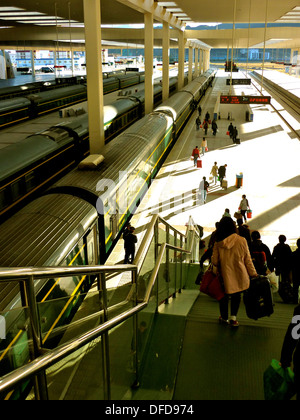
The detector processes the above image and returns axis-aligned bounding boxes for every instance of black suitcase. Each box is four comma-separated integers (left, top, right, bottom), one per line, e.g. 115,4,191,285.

243,276,274,320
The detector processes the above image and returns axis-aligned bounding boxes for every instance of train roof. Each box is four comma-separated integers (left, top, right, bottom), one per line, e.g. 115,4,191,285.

0,135,62,183
0,194,97,311
52,111,173,201
0,96,31,112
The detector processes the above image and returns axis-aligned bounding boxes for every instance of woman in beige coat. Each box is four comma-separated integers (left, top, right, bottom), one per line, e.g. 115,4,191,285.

211,217,258,327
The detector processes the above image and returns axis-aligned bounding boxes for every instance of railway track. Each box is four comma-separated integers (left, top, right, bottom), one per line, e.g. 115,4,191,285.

249,71,300,141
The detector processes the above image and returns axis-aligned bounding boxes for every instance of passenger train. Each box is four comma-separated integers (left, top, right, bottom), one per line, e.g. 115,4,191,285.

0,77,179,222
0,71,146,129
0,69,216,397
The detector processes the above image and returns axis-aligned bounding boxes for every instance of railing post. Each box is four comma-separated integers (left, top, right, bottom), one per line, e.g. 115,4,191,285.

100,272,111,400
165,225,170,304
25,275,48,400
131,268,140,388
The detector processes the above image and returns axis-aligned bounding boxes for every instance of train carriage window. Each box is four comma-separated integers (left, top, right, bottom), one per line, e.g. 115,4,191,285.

65,239,86,267
86,225,99,265
0,188,8,210
10,179,24,201
24,171,35,191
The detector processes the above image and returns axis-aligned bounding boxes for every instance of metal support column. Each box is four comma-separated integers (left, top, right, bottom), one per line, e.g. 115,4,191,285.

83,0,105,154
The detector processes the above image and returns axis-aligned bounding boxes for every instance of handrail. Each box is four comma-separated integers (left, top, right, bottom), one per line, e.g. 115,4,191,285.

0,243,190,395
0,265,135,282
0,214,200,398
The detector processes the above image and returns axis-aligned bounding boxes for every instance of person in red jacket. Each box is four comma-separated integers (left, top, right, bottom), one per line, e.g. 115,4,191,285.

191,146,200,167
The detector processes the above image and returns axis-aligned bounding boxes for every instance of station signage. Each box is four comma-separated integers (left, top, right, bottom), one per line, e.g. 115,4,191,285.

226,79,252,85
220,95,271,105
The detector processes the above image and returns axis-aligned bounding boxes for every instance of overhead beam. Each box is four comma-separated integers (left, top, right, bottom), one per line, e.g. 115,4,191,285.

115,0,185,31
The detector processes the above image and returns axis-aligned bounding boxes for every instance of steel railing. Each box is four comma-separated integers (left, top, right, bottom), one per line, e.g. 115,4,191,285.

0,214,200,400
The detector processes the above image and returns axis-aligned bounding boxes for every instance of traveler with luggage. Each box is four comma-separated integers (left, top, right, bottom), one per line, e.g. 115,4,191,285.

211,217,258,327
218,164,227,187
227,122,234,139
191,146,200,167
249,231,274,275
210,162,218,184
203,120,209,135
280,303,300,400
272,235,293,303
239,194,250,223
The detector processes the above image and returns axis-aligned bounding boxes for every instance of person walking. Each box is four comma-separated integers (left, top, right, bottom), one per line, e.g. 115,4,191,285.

250,231,274,275
198,105,202,117
272,235,293,303
212,119,218,136
191,146,200,167
201,137,207,156
210,162,218,184
205,111,210,122
239,194,250,223
124,226,138,264
292,238,300,304
196,116,201,131
236,218,251,248
232,126,238,144
218,164,227,187
228,122,234,139
211,217,258,327
199,176,209,205
203,120,209,135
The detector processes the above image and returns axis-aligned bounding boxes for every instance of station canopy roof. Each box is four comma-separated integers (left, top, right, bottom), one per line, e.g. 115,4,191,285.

0,0,299,51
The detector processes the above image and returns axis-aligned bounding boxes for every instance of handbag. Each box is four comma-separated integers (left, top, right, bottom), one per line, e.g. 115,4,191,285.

264,359,296,400
200,265,225,301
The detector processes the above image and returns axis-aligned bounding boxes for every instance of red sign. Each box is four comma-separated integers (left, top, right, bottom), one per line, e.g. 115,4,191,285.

220,95,271,105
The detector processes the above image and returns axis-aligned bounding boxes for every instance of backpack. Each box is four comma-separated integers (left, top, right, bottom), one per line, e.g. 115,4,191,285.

252,251,267,274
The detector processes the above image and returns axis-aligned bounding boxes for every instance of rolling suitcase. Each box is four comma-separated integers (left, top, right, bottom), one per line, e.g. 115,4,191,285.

222,180,228,189
197,159,202,168
243,276,274,320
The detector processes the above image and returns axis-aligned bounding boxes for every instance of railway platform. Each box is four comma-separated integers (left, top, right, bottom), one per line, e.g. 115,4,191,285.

0,68,299,401
103,68,300,400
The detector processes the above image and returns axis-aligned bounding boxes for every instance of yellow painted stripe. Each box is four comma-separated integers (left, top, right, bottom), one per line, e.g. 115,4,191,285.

42,275,87,344
0,330,22,362
41,244,86,303
104,125,173,245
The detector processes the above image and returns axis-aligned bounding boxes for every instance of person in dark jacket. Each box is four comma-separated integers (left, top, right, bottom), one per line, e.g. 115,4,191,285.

237,218,251,248
272,235,292,277
280,304,300,400
232,126,238,144
292,239,300,304
124,226,138,264
228,122,234,138
273,235,293,303
250,231,274,275
212,119,218,136
218,164,227,187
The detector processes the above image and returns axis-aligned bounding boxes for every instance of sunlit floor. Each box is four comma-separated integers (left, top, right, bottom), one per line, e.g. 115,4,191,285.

128,70,300,256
